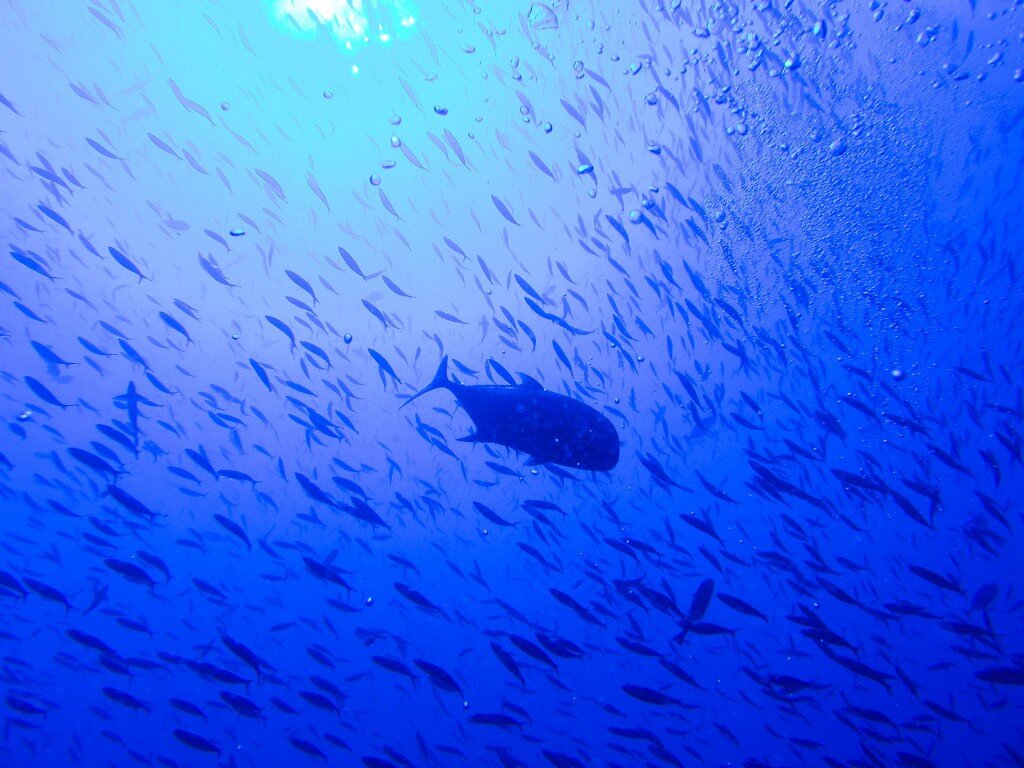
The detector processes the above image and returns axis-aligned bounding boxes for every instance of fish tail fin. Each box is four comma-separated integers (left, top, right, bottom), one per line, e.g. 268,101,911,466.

401,356,450,409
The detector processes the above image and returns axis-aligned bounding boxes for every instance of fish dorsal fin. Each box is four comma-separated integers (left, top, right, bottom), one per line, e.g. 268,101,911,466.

519,374,543,390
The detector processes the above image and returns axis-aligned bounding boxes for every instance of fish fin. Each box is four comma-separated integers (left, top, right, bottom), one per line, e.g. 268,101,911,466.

519,374,543,389
400,356,450,409
456,432,488,443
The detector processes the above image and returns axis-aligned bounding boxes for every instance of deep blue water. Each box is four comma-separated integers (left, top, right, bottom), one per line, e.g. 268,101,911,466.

2,1,1023,766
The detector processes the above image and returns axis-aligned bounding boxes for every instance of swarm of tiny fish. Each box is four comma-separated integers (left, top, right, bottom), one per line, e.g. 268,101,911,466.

0,1,1022,767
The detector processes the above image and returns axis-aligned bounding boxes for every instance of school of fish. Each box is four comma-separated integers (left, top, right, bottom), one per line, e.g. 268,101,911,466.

1,1,1022,767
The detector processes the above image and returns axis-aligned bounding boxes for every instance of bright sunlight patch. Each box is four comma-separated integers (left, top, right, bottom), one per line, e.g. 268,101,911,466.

270,0,418,51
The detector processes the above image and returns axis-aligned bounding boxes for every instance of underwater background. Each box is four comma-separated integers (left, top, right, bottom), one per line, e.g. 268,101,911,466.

2,0,1023,766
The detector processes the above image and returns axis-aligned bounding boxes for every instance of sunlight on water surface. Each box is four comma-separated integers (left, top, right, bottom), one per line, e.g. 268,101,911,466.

269,0,418,50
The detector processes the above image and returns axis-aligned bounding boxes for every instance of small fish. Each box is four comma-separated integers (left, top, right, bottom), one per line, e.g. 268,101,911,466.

173,729,221,754
198,254,237,287
86,138,121,160
491,194,519,225
265,316,296,350
158,311,192,343
168,79,214,125
368,349,400,388
362,299,394,329
285,269,317,304
24,376,71,408
11,250,56,280
413,659,462,695
213,514,251,549
37,205,72,232
249,358,273,391
109,247,148,281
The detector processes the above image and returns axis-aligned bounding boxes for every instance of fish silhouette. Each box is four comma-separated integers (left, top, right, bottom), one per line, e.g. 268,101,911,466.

403,357,620,471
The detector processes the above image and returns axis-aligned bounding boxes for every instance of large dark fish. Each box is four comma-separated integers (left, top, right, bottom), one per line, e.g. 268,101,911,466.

403,357,619,471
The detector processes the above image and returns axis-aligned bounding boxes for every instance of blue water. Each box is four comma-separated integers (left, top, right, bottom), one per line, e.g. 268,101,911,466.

2,1,1023,766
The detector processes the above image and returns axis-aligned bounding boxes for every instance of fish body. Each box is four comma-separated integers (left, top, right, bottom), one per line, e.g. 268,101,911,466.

404,357,619,471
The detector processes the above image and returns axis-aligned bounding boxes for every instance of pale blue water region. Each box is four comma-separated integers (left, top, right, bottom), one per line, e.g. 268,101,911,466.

1,0,1023,766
